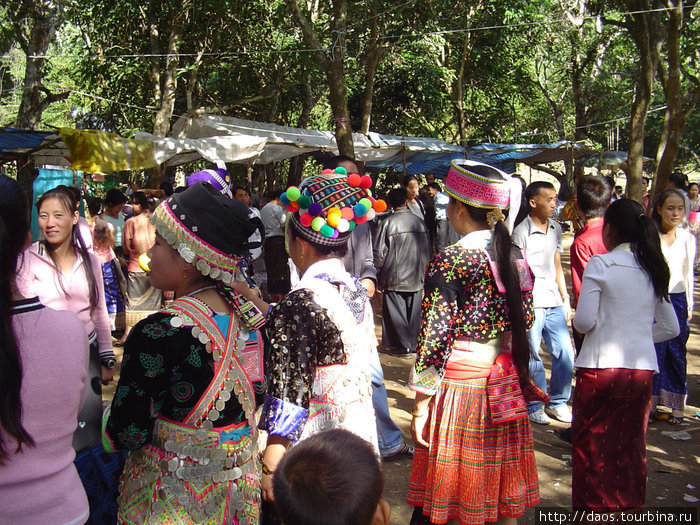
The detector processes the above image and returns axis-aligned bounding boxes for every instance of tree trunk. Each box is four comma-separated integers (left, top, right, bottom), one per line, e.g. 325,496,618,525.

652,1,698,202
287,76,315,187
624,0,663,204
285,0,354,157
359,0,380,135
15,12,67,129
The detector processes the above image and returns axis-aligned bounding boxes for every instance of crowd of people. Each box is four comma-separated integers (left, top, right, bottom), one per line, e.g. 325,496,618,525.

0,156,694,525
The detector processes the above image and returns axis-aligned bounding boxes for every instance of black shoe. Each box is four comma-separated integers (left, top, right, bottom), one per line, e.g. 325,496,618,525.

382,441,414,462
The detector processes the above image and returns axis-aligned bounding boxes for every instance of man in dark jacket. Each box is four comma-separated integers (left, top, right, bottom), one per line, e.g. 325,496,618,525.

374,188,431,357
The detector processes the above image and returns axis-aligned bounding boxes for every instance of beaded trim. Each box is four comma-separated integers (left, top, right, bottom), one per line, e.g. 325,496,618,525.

151,200,244,284
445,160,510,210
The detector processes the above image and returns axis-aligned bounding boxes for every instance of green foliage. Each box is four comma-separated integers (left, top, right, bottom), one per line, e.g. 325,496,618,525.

0,0,698,182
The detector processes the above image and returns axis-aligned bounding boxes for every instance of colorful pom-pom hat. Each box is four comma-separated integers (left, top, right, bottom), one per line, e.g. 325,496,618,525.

186,168,232,198
151,182,261,284
283,167,387,247
444,159,522,232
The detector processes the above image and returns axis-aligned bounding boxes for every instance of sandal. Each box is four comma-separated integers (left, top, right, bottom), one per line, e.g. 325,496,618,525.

668,416,684,425
382,441,414,462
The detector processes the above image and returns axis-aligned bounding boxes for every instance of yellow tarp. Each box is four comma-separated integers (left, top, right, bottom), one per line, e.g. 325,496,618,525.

60,128,157,172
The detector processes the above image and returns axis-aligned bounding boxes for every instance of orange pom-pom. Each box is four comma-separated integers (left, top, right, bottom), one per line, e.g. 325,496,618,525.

340,207,354,221
373,199,387,212
348,173,361,187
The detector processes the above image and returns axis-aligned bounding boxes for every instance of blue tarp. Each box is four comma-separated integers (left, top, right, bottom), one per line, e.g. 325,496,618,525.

0,128,55,154
388,140,591,178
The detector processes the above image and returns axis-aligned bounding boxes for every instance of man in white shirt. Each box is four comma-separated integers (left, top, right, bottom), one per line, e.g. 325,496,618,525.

433,184,459,252
512,181,575,425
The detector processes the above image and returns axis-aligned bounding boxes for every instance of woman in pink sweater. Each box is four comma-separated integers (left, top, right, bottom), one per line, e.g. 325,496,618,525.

0,175,90,524
16,186,122,524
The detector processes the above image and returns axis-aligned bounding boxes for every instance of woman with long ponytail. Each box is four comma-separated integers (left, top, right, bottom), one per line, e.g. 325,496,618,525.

650,189,695,425
15,185,122,524
572,198,679,512
0,176,90,524
408,160,540,525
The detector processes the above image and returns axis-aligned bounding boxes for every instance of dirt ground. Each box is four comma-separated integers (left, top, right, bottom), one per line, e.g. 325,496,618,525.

105,233,700,524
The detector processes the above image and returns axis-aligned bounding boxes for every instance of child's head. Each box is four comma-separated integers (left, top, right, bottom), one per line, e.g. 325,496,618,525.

576,176,612,219
273,429,390,525
524,181,557,219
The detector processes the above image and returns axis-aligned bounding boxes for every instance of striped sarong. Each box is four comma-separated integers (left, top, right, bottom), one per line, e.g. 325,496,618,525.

408,377,539,524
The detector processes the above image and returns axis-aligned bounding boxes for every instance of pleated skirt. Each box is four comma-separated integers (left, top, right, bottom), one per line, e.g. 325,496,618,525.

407,377,539,524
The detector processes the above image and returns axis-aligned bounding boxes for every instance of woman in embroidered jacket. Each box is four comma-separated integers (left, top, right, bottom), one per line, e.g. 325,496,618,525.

408,160,539,525
104,182,268,525
259,169,386,504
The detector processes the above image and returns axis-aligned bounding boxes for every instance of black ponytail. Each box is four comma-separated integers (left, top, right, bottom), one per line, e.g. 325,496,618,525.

0,176,34,462
460,201,532,386
492,220,532,386
605,199,669,301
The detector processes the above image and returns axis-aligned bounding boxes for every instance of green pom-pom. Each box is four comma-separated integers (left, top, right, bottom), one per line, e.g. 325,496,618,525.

311,217,325,231
366,188,372,197
298,195,311,209
348,220,356,231
286,186,301,201
334,166,347,175
359,198,372,210
320,224,334,237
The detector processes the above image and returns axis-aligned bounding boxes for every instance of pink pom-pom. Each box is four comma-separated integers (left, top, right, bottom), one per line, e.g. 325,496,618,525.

321,168,334,175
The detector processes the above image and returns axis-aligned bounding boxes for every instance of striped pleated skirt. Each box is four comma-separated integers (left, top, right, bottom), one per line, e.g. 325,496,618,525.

407,377,539,524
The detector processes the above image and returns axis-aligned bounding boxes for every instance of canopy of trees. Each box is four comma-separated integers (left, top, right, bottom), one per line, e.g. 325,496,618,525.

1,0,699,201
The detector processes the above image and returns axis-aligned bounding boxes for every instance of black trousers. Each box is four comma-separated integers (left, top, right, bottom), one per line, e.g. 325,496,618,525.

381,289,422,352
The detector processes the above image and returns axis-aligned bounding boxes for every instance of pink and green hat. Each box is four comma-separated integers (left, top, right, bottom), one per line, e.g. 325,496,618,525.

444,159,522,231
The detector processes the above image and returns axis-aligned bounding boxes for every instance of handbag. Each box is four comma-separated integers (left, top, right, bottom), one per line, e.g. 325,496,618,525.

486,353,528,425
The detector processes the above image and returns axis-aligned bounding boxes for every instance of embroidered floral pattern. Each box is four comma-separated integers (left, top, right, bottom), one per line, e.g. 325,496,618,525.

412,244,534,394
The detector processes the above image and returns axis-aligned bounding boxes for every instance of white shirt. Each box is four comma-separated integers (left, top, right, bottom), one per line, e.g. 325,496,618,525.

661,227,695,312
573,244,679,371
512,216,563,308
247,207,262,260
434,192,449,221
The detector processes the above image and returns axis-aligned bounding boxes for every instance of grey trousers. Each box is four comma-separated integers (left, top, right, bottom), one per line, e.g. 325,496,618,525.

381,289,423,352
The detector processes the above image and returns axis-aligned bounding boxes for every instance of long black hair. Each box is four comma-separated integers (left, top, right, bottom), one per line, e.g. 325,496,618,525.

0,176,34,462
455,198,532,386
605,199,669,301
650,189,687,232
36,187,99,310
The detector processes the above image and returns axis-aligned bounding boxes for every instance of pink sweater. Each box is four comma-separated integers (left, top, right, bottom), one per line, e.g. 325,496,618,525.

16,242,114,358
0,298,89,524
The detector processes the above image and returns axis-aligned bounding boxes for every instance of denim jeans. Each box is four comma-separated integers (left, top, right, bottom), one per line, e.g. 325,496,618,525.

370,349,404,456
527,306,574,412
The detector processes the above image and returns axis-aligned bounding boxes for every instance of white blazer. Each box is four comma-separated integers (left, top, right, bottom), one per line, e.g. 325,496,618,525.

573,243,679,371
